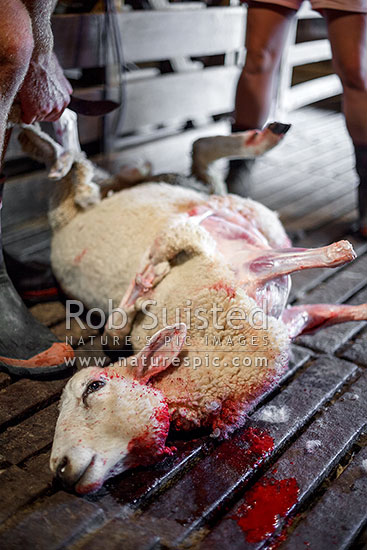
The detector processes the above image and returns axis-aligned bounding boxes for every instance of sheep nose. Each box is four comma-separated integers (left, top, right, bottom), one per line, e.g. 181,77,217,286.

55,456,78,489
54,453,92,489
56,456,69,481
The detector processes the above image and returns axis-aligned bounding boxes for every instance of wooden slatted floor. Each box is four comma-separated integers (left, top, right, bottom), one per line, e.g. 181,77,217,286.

1,105,367,550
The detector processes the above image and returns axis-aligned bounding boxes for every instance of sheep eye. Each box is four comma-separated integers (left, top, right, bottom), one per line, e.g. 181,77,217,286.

83,380,106,404
87,380,105,393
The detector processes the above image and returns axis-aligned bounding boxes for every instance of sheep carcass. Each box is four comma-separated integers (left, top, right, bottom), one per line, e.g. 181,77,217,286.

19,113,367,494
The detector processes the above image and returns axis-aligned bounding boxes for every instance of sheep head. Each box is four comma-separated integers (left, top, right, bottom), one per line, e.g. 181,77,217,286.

50,323,186,494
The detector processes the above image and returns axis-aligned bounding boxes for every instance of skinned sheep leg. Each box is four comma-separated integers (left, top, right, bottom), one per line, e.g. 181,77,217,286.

282,303,367,339
113,212,214,315
105,214,205,325
104,261,170,343
120,261,171,310
104,216,216,344
245,240,357,285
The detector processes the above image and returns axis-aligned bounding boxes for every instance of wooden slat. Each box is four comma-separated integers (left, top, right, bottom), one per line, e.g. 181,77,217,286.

279,178,355,224
281,446,367,550
200,371,367,550
284,74,342,111
78,518,159,550
52,8,246,69
117,66,240,134
0,378,66,431
97,120,230,175
0,466,50,526
96,346,309,511
0,403,59,465
0,492,105,550
288,39,332,66
131,357,357,547
284,188,356,232
341,326,367,366
82,66,239,136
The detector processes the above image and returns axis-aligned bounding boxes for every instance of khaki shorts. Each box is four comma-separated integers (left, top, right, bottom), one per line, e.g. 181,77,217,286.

250,0,367,13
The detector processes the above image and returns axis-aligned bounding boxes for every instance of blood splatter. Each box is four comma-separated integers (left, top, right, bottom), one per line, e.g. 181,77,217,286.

73,248,88,265
126,401,171,467
244,427,274,458
210,281,236,299
233,476,299,543
187,205,209,217
76,480,103,495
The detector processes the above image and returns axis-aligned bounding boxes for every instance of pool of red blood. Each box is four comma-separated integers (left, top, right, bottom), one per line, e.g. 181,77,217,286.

233,476,299,543
243,427,274,458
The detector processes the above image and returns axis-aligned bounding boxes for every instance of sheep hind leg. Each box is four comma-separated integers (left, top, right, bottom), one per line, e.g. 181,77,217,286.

247,240,357,285
282,303,367,339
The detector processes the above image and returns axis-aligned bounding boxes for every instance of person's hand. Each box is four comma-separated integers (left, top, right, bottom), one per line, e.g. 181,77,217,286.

18,52,73,124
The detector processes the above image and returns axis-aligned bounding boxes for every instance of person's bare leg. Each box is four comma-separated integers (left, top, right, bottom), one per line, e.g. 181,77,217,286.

228,3,296,195
234,2,296,130
324,10,367,145
324,10,367,236
282,303,367,339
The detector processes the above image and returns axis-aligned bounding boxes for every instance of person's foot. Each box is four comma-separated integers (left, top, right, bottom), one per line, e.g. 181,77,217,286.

348,219,367,240
226,158,255,197
358,219,367,239
0,263,74,378
0,176,74,378
4,250,60,304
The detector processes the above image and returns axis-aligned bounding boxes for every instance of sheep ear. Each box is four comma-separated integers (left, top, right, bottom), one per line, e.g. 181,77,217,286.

133,323,186,383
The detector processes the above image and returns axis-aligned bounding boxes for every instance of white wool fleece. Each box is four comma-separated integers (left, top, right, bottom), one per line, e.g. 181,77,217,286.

51,183,206,311
51,182,291,432
130,251,289,433
51,182,288,313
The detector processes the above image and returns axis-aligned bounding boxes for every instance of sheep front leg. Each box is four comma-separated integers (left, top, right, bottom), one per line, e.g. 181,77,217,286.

104,216,214,345
282,303,367,339
121,261,171,310
104,261,170,343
